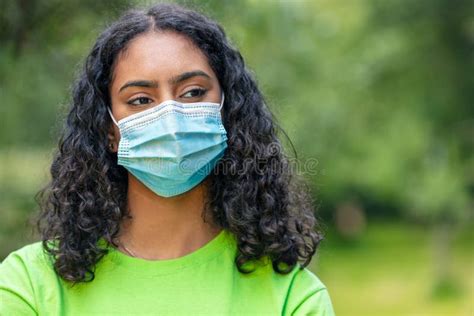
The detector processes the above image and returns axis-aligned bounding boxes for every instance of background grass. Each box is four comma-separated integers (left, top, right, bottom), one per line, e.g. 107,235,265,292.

314,221,473,316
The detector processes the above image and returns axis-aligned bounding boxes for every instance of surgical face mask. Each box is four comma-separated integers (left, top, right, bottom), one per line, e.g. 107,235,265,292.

107,92,228,197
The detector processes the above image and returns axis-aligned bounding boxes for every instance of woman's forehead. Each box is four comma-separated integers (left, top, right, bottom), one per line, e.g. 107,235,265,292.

111,31,215,88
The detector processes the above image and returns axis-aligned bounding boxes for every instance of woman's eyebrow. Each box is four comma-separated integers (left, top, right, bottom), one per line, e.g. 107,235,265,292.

119,70,211,93
169,70,211,84
119,80,158,93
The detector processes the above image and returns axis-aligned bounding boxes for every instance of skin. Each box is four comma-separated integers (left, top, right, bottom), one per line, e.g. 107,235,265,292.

107,30,223,260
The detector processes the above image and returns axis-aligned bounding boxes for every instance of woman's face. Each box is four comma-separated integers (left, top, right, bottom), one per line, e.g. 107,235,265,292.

107,30,222,149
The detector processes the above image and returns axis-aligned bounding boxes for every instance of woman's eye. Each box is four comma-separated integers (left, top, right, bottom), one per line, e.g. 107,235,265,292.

181,88,207,98
127,97,153,106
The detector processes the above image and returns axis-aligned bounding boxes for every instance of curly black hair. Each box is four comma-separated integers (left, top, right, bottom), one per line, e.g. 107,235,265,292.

33,2,324,284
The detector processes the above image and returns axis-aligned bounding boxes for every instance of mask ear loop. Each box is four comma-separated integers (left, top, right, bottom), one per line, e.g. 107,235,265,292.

107,106,119,126
218,91,225,111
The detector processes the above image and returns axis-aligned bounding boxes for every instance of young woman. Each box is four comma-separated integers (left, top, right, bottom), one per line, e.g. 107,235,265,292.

0,3,335,315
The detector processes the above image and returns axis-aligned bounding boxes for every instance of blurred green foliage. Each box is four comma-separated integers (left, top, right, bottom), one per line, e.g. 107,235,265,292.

0,0,472,315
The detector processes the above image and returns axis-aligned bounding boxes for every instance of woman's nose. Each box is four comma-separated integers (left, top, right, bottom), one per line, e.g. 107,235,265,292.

155,89,177,104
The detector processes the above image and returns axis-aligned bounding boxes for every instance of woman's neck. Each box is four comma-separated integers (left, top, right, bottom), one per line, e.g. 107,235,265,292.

116,173,221,260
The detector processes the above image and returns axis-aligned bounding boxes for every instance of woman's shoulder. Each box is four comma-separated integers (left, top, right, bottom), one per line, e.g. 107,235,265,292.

243,256,335,315
0,241,53,315
282,264,335,315
1,240,50,269
0,240,55,288
291,264,328,296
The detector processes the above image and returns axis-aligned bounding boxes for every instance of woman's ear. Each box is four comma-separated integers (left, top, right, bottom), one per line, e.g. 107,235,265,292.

107,124,119,153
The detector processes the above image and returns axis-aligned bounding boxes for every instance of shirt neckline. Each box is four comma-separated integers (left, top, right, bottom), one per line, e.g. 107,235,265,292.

100,229,235,276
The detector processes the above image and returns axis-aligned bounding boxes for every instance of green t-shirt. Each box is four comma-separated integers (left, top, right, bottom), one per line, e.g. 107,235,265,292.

0,229,335,315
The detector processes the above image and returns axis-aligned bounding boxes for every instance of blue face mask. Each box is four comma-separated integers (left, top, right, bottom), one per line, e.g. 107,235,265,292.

107,92,227,197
